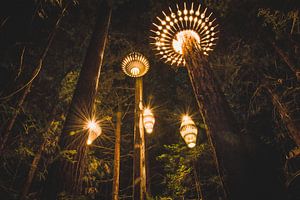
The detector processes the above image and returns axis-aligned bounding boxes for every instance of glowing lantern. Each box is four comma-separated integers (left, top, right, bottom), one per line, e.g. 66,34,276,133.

150,2,219,66
86,120,101,145
121,52,150,77
180,115,198,148
143,108,155,134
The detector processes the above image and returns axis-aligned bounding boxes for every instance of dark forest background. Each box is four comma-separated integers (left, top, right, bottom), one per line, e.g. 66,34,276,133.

0,0,299,199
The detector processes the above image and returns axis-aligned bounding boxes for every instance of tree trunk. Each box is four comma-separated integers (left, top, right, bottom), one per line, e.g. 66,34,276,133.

43,1,112,198
182,37,252,200
19,99,62,200
265,86,300,147
112,111,121,200
0,5,68,154
20,135,46,200
193,161,204,200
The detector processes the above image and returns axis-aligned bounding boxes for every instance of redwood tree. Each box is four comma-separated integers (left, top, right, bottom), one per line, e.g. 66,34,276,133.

43,0,112,198
182,37,256,200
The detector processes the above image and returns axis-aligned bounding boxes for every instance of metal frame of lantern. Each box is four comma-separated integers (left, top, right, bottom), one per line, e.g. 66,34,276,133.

180,115,198,148
150,2,219,66
122,52,150,77
86,120,102,145
143,108,155,134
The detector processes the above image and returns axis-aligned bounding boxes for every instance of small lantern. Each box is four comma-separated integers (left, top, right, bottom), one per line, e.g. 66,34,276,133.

180,115,198,148
143,108,155,134
121,52,150,77
86,120,102,145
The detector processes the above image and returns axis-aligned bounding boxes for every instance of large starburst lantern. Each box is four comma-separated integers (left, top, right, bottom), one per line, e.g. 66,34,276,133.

151,2,219,66
122,52,150,77
180,115,198,148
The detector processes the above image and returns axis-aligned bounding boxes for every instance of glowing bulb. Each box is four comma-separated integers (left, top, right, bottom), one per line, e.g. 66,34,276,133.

188,142,196,148
87,120,97,131
86,120,101,145
130,67,140,76
172,30,200,54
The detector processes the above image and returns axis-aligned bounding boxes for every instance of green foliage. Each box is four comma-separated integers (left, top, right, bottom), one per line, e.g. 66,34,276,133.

157,144,204,198
258,8,299,37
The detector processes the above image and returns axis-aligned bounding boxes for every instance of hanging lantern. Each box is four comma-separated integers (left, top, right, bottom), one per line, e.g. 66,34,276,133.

180,115,198,148
86,120,102,145
143,108,155,134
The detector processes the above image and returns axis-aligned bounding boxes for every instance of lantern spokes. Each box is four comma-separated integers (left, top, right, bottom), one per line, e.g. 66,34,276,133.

150,2,219,66
122,52,150,77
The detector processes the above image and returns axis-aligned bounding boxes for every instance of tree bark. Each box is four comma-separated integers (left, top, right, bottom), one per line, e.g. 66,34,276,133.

182,38,252,200
112,111,121,200
43,1,112,198
265,86,300,147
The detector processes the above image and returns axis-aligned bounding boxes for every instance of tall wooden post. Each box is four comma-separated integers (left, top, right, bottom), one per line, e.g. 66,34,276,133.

133,77,147,200
112,110,122,200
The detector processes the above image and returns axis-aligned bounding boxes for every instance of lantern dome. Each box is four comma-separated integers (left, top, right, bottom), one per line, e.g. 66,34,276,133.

122,52,150,77
180,115,198,148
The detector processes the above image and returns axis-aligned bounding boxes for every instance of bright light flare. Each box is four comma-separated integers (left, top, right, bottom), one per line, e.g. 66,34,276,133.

87,120,97,131
143,108,155,134
85,120,102,145
150,2,219,66
180,115,198,148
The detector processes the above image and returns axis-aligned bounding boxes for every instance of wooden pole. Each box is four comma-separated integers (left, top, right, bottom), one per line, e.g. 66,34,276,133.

133,77,147,200
112,110,122,200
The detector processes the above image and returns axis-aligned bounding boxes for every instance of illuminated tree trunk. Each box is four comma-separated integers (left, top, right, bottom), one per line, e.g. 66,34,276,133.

265,86,300,147
112,110,121,200
43,1,112,198
182,38,251,200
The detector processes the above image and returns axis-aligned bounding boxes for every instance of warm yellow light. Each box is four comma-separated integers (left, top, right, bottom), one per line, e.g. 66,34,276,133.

143,108,155,134
182,115,191,122
121,52,150,77
130,67,140,76
87,120,97,131
188,143,196,148
86,120,101,145
150,2,219,66
180,115,198,148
